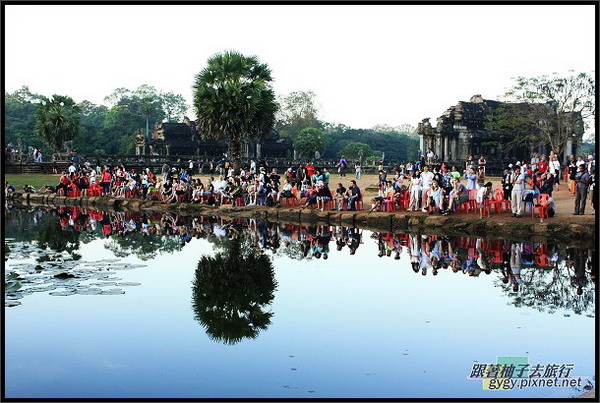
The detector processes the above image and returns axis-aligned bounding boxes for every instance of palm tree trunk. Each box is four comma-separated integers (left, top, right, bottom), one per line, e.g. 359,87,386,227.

229,139,242,175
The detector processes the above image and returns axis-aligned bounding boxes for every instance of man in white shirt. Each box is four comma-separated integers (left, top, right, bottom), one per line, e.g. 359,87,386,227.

510,166,526,218
420,166,435,211
212,176,228,195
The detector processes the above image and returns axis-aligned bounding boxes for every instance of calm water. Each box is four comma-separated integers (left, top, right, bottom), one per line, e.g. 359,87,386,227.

3,206,596,398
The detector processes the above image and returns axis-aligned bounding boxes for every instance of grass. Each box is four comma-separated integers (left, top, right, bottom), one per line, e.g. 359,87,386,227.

5,174,61,191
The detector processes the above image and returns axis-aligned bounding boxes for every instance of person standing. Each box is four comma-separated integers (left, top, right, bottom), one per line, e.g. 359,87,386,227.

337,155,348,178
355,161,362,180
510,166,525,218
549,154,561,191
573,164,590,215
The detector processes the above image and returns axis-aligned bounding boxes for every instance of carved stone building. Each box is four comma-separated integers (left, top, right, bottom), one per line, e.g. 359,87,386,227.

135,117,292,159
418,95,583,168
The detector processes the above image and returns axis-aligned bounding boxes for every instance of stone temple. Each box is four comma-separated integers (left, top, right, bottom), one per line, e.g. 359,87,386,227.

418,95,584,169
135,117,292,159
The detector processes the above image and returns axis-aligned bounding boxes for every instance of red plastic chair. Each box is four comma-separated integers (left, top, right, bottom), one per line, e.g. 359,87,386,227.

381,190,397,212
490,188,510,214
467,189,478,211
281,187,298,207
532,193,550,220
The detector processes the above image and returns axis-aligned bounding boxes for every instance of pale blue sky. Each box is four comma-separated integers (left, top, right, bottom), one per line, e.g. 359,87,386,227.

4,4,596,135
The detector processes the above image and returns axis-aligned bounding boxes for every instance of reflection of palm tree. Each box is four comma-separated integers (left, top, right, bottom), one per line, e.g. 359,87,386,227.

191,238,277,344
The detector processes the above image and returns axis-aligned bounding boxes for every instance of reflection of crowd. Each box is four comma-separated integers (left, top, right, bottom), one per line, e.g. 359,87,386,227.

19,207,595,294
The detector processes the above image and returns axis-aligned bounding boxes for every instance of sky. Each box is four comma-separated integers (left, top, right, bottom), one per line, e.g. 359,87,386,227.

3,4,596,134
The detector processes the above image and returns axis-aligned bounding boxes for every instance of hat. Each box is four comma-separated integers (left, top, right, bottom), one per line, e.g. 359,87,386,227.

588,155,594,159
508,163,513,168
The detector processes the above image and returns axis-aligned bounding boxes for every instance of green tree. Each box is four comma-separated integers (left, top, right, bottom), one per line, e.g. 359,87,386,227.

74,100,109,154
5,86,47,154
338,141,373,160
35,94,81,154
160,91,189,122
485,103,542,161
191,238,277,345
502,71,594,159
193,50,278,172
275,90,323,140
294,127,324,159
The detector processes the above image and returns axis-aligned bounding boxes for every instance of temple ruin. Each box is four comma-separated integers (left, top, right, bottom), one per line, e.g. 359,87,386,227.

418,95,584,167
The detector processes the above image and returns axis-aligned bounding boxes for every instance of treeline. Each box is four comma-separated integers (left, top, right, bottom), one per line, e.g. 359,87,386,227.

5,85,187,156
5,86,419,162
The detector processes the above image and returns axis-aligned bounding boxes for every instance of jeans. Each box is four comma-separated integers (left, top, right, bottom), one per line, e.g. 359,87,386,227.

574,187,588,214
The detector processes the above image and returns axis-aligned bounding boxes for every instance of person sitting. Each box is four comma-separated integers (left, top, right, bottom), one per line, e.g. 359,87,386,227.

22,184,36,194
444,178,468,215
334,182,347,211
277,178,294,202
344,180,362,211
425,180,444,214
370,180,394,212
315,182,333,211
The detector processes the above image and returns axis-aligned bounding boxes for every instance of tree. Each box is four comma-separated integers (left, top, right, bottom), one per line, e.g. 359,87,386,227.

193,50,278,173
338,141,373,161
160,91,188,122
294,128,324,159
275,90,323,140
191,238,277,345
35,94,81,154
5,86,45,153
502,71,594,159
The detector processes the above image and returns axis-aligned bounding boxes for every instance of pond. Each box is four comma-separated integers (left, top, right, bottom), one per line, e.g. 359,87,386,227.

3,206,596,398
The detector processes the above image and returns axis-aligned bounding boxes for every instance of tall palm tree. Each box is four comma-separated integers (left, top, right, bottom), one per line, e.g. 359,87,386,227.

35,95,81,154
193,50,278,173
191,238,277,345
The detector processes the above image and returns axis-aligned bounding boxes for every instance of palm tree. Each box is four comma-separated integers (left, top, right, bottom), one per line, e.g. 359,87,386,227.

191,238,277,345
35,95,81,154
193,50,278,173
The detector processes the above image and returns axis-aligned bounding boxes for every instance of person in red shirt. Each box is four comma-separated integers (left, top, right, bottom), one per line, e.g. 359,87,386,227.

101,166,112,195
538,155,548,174
56,172,70,195
305,161,316,182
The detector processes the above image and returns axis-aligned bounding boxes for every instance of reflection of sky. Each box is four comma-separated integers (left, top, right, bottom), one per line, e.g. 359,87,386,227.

4,233,596,398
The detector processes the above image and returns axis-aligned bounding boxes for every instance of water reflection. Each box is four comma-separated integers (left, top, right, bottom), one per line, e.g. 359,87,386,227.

4,206,595,320
192,237,277,345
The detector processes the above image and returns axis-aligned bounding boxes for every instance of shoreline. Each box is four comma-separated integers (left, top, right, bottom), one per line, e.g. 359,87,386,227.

8,192,596,249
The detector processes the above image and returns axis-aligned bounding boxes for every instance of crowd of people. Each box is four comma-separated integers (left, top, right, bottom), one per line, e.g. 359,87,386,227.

8,150,596,221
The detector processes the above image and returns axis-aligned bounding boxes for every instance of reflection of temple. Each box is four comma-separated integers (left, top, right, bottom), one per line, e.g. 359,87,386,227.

135,117,292,158
418,95,584,166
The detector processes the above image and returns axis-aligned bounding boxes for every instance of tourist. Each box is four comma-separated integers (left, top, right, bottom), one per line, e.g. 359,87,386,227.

407,170,421,212
478,155,487,172
377,169,387,188
420,165,434,211
530,152,540,171
573,164,590,215
305,161,316,181
536,194,556,223
370,180,394,212
337,155,348,178
501,168,512,200
277,178,294,202
355,161,362,180
450,166,461,181
476,167,485,189
549,154,561,191
425,180,444,214
463,167,477,190
510,166,526,218
322,167,331,185
575,155,585,168
444,178,468,215
587,154,595,174
345,180,361,211
315,182,333,211
465,155,475,171
334,182,347,211
476,182,493,219
538,155,548,174
568,160,578,195
57,171,71,195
